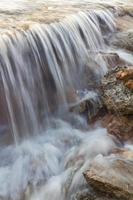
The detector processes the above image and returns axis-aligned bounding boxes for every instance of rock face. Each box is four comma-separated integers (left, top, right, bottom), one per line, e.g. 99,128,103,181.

102,66,133,115
84,155,133,200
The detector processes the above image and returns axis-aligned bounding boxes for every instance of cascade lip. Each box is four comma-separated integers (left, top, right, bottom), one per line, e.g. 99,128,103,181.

0,0,132,34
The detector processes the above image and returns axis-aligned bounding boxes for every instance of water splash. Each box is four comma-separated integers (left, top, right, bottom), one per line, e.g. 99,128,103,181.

0,118,116,200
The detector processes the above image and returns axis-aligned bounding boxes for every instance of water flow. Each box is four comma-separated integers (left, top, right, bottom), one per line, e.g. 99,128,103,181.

0,9,115,143
0,8,116,200
0,117,116,200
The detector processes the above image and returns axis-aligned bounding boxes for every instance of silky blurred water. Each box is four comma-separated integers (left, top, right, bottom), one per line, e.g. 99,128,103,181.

0,0,132,199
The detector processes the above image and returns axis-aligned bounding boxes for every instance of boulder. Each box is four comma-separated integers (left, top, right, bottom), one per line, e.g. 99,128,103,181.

102,66,133,115
84,155,133,200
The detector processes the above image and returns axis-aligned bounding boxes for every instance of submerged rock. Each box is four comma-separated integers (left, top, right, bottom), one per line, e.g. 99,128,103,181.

99,52,125,69
70,91,103,121
111,30,133,52
102,66,133,115
84,155,133,200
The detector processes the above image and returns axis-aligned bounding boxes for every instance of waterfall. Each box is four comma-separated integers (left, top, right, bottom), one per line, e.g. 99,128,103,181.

0,10,115,143
0,8,116,200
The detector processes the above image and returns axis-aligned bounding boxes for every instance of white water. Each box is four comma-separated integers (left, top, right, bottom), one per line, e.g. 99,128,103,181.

0,117,116,200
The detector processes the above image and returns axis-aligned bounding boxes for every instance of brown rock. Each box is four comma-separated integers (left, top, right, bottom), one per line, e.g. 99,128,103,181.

84,155,133,200
116,68,133,81
101,114,133,142
125,80,133,91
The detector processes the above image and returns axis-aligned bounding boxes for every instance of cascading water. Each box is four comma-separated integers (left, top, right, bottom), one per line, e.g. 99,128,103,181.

0,9,115,143
0,7,117,200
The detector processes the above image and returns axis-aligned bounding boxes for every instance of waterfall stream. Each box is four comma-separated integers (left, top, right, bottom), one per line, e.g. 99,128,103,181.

0,6,118,200
0,10,115,143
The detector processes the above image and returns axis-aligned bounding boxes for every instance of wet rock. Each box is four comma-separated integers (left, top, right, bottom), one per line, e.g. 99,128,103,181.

125,80,133,91
116,68,133,90
111,30,133,52
99,52,125,69
101,114,133,142
84,155,133,200
75,188,117,200
102,66,133,115
70,91,103,121
116,68,133,81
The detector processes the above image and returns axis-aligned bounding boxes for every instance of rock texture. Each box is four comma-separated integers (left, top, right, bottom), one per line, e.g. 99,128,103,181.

84,155,133,200
102,66,133,115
